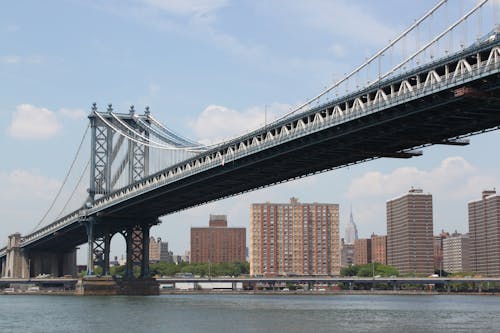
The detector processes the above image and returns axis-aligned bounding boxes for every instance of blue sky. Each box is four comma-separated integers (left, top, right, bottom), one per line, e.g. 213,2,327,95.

1,0,499,261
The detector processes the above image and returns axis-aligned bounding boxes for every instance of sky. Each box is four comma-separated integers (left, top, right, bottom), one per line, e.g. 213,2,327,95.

1,0,499,262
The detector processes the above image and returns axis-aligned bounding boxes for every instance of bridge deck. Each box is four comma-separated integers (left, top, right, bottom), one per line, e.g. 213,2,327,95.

4,39,500,254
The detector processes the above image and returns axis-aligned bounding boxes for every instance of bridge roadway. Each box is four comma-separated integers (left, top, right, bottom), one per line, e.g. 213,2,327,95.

1,36,500,257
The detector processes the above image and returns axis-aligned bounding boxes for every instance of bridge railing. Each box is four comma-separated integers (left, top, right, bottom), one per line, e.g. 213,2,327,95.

16,41,500,248
19,210,84,247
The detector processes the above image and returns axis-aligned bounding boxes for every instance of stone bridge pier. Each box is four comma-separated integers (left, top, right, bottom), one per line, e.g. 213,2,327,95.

2,233,29,278
1,233,77,278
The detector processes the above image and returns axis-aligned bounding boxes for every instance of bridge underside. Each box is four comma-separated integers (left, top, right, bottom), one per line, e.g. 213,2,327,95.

24,71,500,252
110,73,500,216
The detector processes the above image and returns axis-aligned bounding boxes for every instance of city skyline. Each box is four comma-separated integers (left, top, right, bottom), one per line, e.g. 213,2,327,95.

0,1,499,260
138,194,477,260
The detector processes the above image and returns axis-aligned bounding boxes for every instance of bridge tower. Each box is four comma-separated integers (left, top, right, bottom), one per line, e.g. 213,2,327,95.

88,103,150,204
85,104,155,279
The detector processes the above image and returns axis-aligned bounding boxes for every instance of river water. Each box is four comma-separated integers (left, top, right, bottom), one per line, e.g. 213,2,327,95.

0,294,499,332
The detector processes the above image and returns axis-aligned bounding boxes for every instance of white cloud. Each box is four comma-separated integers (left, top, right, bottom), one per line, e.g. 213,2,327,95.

0,170,61,239
328,43,346,58
346,156,479,199
270,0,397,47
5,25,20,32
87,0,264,60
205,27,265,58
0,170,60,200
59,108,87,119
189,103,290,144
149,84,161,95
8,104,62,139
342,156,500,238
149,0,263,58
145,0,228,20
0,56,21,64
0,55,42,65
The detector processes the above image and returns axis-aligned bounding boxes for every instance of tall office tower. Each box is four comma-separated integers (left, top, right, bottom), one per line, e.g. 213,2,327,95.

250,198,340,276
371,234,387,264
468,190,500,276
442,232,470,273
344,208,359,245
341,239,355,267
149,237,172,263
354,238,372,265
386,188,434,275
190,214,246,264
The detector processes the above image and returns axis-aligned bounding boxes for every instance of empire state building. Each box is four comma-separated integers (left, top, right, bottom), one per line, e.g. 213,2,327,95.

344,208,358,245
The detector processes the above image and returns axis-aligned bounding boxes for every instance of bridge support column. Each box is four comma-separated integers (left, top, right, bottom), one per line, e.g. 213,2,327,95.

124,227,135,279
93,233,112,276
61,248,77,277
124,222,155,279
141,225,150,278
104,235,111,276
85,218,95,276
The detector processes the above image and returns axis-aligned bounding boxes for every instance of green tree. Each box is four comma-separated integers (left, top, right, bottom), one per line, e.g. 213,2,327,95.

104,261,250,278
110,265,126,276
340,265,359,276
340,263,398,277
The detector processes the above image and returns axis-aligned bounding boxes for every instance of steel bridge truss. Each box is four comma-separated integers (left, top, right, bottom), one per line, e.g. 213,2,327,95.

89,104,150,203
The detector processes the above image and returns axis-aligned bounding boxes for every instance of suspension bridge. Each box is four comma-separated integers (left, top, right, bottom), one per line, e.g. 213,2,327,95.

0,1,499,292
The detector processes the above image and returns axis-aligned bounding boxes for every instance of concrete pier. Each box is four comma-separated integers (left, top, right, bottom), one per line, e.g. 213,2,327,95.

75,276,159,295
116,277,159,296
75,276,119,295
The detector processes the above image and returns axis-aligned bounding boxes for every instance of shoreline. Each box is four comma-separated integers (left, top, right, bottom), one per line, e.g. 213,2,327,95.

1,289,499,296
159,290,500,296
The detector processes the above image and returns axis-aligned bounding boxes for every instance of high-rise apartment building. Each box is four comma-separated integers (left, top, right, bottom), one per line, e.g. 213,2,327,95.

354,238,371,265
387,188,434,275
468,190,500,276
371,234,387,264
433,230,449,270
190,214,246,264
443,232,470,273
344,208,359,245
250,198,340,276
149,237,172,263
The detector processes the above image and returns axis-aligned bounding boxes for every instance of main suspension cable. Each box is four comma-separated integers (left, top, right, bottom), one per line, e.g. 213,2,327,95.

94,111,205,152
369,0,489,87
